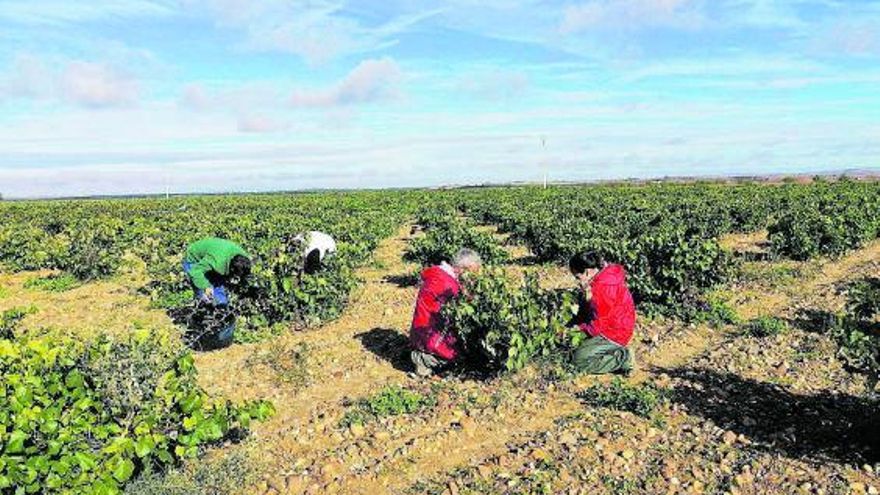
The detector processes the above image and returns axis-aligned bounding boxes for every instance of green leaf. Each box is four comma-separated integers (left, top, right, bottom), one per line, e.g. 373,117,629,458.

156,449,173,464
256,401,276,420
135,436,155,458
104,436,134,455
45,474,63,490
111,457,135,482
182,415,198,432
64,370,84,390
203,419,223,441
74,451,97,471
177,354,195,373
5,430,26,454
180,393,202,414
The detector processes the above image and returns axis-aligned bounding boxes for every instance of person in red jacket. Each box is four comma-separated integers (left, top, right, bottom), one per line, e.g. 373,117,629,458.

410,249,482,377
568,251,636,375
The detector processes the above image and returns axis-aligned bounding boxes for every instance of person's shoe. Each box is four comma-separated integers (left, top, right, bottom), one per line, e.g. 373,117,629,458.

616,351,635,377
411,351,435,377
414,363,433,377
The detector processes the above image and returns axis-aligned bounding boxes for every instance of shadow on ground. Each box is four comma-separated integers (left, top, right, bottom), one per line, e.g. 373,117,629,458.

730,240,774,262
509,254,544,266
787,308,838,335
356,327,414,372
383,273,419,288
657,366,879,464
355,328,502,381
167,304,236,351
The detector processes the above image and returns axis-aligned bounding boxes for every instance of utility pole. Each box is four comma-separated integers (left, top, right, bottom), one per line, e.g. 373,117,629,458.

541,135,547,189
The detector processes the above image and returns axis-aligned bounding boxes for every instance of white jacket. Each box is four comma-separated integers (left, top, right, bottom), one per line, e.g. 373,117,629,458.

297,231,337,261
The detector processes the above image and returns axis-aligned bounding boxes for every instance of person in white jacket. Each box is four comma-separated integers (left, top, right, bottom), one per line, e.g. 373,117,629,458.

294,231,337,274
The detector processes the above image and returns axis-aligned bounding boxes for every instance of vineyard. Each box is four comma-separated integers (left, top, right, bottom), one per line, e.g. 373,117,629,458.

0,180,879,494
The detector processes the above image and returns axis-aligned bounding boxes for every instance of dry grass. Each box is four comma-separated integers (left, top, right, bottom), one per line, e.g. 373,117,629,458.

719,229,771,255
0,269,175,340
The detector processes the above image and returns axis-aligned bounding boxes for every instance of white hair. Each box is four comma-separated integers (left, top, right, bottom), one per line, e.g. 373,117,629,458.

452,248,482,269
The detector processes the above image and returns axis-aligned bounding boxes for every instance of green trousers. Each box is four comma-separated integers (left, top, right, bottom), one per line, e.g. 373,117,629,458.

572,335,633,375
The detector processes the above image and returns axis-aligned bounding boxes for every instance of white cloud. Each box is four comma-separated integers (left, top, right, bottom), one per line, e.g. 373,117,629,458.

0,53,53,100
236,113,289,133
0,103,240,155
620,55,825,82
0,0,175,26
290,57,402,107
60,61,139,108
457,70,530,101
820,20,880,57
185,0,439,64
176,82,295,132
560,0,704,33
723,0,807,30
174,58,400,130
1,55,140,108
175,81,340,132
179,83,213,110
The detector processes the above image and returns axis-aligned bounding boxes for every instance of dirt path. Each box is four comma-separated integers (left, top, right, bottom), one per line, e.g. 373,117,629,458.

0,269,174,341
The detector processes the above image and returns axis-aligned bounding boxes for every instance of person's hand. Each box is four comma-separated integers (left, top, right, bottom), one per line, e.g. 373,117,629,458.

201,287,215,303
576,276,591,293
582,285,593,301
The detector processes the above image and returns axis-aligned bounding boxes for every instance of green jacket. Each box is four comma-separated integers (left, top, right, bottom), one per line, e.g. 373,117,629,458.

184,238,248,290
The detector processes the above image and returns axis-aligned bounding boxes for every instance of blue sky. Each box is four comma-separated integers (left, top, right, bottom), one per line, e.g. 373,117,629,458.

0,0,878,198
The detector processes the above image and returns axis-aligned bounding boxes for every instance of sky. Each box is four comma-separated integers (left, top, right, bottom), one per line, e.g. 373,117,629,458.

0,0,878,198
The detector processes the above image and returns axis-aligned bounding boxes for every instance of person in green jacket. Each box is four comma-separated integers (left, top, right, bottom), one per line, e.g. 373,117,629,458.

183,237,251,306
182,238,251,348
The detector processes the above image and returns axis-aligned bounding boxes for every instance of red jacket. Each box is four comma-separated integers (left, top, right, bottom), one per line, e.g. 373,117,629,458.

410,264,461,360
576,264,636,346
